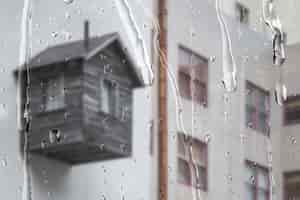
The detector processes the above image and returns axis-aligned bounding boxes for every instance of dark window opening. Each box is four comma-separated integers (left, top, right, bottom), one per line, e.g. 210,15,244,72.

178,46,208,106
246,81,270,135
284,95,300,125
236,2,249,24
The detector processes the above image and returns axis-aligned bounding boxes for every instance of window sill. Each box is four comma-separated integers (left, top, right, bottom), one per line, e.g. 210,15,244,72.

180,96,208,108
177,182,207,192
245,126,270,137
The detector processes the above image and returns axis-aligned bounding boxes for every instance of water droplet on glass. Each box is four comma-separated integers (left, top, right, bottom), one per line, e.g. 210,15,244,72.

1,157,7,167
204,134,211,143
41,140,47,149
99,144,105,151
51,31,58,38
274,82,287,106
100,194,107,200
289,136,297,145
227,174,233,182
209,56,216,63
63,0,74,5
65,12,71,20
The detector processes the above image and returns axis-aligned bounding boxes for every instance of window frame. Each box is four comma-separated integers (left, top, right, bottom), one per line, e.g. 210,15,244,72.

245,81,271,136
284,171,300,200
41,73,65,112
177,132,208,191
99,78,119,118
283,95,300,126
245,160,270,200
177,45,209,107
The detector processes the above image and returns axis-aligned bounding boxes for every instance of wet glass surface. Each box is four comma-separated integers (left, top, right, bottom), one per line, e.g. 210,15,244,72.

1,0,300,200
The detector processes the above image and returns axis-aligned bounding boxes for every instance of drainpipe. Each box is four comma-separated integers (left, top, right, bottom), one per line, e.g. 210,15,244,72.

158,0,168,200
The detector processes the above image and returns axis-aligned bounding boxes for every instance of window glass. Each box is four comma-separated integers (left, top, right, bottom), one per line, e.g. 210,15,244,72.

284,96,300,125
245,81,270,134
44,75,64,111
101,79,117,116
178,46,208,106
177,133,208,191
245,162,270,200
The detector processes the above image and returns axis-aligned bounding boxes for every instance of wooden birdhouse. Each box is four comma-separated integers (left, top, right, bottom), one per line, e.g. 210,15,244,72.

16,21,144,164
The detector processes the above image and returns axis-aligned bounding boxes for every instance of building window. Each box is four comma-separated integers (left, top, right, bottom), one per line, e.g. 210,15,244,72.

100,79,118,117
177,133,208,191
42,75,65,111
284,172,300,200
284,95,300,125
245,81,270,135
178,46,208,106
245,161,270,200
235,2,249,24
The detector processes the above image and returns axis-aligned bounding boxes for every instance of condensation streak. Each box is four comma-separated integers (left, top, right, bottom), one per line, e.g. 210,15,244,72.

18,0,33,199
115,0,154,86
215,0,237,93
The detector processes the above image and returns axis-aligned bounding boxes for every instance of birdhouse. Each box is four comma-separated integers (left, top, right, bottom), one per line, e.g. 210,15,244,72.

16,21,144,164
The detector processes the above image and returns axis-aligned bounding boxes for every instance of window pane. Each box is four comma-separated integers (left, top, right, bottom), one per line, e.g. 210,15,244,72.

285,96,300,124
101,80,116,116
177,158,191,186
178,71,191,99
45,76,64,111
191,139,207,167
245,82,270,133
257,169,269,189
193,165,207,190
193,80,207,106
257,189,268,200
245,164,256,184
245,183,255,200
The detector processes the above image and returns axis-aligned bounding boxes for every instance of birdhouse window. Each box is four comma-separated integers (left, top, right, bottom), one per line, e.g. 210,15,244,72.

42,74,65,112
100,79,118,117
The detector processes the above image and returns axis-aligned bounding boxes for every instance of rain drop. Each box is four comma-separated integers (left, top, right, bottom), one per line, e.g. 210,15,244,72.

65,12,71,20
209,56,216,63
63,0,74,5
274,82,287,106
204,134,211,143
51,31,58,38
289,136,297,145
1,157,7,167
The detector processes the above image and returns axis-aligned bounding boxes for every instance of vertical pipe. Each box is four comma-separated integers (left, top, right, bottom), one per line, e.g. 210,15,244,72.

158,0,168,200
84,20,90,51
